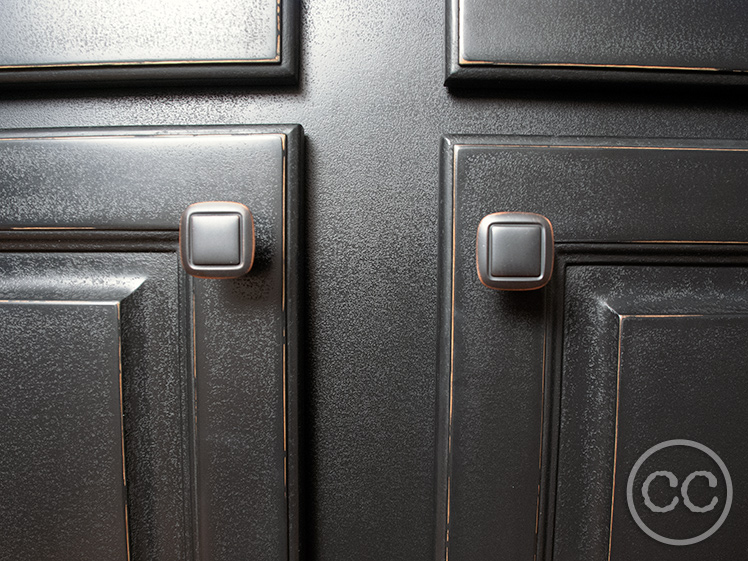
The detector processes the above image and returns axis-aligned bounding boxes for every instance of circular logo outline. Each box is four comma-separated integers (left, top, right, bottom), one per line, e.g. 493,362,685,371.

626,439,732,546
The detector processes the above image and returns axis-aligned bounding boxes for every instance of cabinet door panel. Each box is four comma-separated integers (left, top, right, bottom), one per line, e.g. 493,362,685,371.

0,252,183,561
0,125,302,561
556,263,748,561
437,136,748,561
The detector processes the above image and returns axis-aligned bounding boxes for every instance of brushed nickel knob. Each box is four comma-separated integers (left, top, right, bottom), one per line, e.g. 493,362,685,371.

476,212,553,290
179,201,255,279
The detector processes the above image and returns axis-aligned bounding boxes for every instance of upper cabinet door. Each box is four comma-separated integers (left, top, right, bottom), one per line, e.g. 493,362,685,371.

437,135,748,561
0,0,299,87
446,0,748,87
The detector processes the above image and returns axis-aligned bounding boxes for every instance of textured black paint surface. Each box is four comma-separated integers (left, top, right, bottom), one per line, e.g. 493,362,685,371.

459,0,748,68
194,276,287,561
0,0,278,65
191,130,288,561
447,0,748,86
441,138,748,561
0,301,128,561
1,2,748,561
611,315,748,559
0,0,299,86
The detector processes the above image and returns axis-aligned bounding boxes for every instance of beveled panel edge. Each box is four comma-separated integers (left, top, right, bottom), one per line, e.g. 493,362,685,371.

0,270,147,303
557,281,623,561
0,0,299,88
434,137,455,561
444,0,748,89
444,0,461,87
283,123,304,561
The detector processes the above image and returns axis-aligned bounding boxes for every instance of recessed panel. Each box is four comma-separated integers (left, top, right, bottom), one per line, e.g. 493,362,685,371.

610,314,748,559
0,301,128,561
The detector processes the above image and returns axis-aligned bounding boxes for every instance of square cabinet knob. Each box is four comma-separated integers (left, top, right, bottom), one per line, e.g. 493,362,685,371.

180,202,255,278
476,212,553,290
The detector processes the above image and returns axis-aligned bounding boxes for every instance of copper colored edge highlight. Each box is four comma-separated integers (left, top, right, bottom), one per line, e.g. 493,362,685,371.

445,146,459,561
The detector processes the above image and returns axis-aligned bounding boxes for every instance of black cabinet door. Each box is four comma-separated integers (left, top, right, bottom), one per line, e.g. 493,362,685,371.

0,126,302,561
437,136,748,561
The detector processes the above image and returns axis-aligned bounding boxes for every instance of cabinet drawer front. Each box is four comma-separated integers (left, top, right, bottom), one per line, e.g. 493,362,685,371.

0,0,298,86
447,0,748,87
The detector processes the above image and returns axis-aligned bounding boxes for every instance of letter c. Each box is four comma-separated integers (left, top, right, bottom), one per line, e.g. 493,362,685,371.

681,471,719,513
642,471,679,513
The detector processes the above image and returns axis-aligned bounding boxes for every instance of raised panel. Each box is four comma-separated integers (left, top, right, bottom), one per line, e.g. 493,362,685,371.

556,264,748,561
446,0,748,87
0,0,298,86
0,253,186,561
612,314,746,558
0,300,129,561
